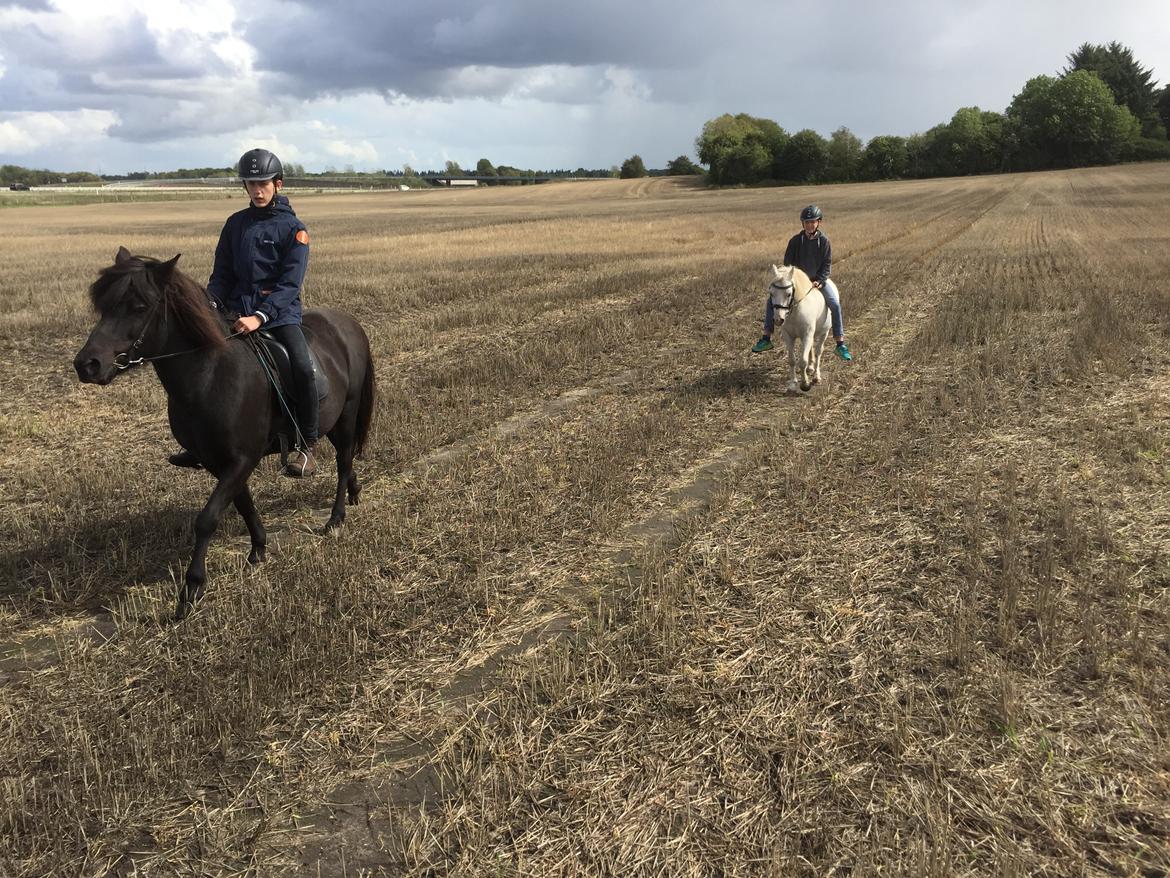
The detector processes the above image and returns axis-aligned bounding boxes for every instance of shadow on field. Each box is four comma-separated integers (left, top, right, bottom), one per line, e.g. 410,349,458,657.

0,504,202,611
682,366,777,397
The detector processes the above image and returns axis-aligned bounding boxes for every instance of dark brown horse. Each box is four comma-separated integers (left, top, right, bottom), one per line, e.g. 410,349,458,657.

74,248,375,619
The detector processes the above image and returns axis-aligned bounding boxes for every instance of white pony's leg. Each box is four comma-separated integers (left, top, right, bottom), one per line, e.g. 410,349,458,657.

784,334,800,395
799,331,815,391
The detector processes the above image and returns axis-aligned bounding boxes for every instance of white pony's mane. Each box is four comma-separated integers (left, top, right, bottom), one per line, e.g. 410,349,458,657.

767,263,816,303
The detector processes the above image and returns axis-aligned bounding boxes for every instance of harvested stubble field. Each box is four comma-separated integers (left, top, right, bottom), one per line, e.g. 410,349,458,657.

0,166,1168,877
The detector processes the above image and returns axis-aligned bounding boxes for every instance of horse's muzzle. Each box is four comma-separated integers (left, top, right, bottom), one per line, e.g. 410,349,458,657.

74,351,116,385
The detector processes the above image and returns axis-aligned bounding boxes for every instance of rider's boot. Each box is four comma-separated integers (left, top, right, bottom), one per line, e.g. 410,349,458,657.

283,441,317,478
168,449,203,469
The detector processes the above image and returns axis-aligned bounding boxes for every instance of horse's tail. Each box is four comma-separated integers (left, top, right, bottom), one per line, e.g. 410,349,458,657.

354,352,376,459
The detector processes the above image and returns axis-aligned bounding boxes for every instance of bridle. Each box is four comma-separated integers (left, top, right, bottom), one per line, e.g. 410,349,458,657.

768,279,795,322
112,295,167,370
112,288,243,371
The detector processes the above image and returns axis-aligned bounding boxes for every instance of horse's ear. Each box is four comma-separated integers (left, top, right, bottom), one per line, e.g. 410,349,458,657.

153,254,181,282
115,246,133,265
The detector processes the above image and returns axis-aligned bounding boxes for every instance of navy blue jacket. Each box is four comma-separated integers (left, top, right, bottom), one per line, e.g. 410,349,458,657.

783,230,831,285
207,194,309,329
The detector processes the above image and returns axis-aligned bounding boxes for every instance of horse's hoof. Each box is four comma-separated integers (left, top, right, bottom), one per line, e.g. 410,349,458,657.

801,383,811,392
323,518,344,536
247,546,266,565
347,485,362,506
175,600,194,621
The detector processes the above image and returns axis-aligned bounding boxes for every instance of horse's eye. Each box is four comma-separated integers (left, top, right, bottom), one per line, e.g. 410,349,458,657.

129,300,148,314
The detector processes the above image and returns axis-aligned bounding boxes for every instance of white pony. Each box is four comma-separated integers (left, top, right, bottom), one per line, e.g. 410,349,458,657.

766,263,832,395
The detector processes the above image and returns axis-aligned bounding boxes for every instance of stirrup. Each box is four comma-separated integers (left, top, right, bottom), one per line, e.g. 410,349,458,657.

282,444,317,478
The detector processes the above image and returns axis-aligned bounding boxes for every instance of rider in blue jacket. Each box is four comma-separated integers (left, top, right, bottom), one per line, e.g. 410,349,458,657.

169,148,320,476
751,204,853,361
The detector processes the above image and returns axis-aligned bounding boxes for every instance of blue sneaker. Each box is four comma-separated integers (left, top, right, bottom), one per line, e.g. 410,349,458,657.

751,336,774,353
836,342,853,361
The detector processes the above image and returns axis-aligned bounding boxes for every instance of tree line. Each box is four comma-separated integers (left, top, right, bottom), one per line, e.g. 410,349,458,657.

2,161,642,188
1,164,102,186
440,157,698,181
696,42,1170,185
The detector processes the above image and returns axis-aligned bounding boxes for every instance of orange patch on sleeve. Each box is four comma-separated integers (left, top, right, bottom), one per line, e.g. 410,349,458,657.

295,230,310,245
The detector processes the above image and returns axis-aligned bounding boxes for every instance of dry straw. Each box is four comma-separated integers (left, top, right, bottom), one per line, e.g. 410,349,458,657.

0,168,1168,875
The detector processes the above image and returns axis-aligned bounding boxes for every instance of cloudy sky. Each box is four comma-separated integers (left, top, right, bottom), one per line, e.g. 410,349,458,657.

1,0,1168,174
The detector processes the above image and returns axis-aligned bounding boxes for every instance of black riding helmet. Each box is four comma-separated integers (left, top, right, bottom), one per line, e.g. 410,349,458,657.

800,204,823,222
238,148,283,182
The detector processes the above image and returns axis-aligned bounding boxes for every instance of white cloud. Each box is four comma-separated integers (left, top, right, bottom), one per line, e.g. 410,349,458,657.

42,0,234,35
603,67,652,103
0,109,116,153
324,139,379,165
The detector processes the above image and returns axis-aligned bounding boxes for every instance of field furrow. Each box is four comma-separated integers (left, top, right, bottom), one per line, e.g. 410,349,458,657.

0,167,1167,877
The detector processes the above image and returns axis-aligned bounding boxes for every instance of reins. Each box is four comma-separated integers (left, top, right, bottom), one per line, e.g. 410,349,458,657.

109,284,307,452
114,337,246,370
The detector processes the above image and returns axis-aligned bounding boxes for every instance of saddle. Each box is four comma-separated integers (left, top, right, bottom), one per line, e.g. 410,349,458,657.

254,330,330,403
254,330,329,458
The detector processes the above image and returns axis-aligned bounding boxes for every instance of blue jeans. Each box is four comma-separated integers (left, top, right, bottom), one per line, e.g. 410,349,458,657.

267,323,319,444
763,278,844,339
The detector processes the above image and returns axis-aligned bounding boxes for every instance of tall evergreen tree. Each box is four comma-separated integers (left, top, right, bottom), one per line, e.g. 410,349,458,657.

1063,41,1162,138
1158,86,1170,137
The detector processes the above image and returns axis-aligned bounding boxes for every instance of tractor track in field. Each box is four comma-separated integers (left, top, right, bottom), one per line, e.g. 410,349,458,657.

0,180,1009,871
275,209,972,874
0,189,1001,695
278,177,1021,873
5,165,1170,878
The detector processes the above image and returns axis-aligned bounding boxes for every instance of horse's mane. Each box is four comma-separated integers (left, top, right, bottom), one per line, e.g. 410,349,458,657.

789,266,815,302
90,252,227,350
768,264,816,303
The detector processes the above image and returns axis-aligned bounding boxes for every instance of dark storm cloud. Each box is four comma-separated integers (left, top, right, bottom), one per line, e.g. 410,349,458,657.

7,12,164,73
0,8,254,140
0,10,210,106
239,0,987,118
245,0,712,100
4,0,1168,170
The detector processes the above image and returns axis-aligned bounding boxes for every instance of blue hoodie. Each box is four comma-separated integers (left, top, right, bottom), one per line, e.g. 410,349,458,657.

207,194,309,329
